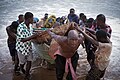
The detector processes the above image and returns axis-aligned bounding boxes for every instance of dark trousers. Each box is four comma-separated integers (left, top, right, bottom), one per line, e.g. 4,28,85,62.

8,43,17,61
84,39,96,68
55,52,79,80
8,43,19,71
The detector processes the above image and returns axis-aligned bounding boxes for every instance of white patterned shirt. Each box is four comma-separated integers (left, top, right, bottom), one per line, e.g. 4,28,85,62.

16,22,32,55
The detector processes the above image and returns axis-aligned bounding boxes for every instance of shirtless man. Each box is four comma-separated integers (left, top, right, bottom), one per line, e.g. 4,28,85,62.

47,25,84,80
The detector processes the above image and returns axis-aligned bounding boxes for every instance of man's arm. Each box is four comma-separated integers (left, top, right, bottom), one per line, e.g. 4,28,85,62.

47,30,66,43
21,33,38,42
17,25,38,42
86,29,97,40
86,28,96,34
75,25,99,46
6,26,16,39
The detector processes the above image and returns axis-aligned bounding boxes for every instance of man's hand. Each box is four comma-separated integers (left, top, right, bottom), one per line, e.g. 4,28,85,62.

70,22,78,30
73,23,83,33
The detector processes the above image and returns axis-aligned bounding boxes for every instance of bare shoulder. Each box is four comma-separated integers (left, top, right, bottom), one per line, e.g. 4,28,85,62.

58,36,67,43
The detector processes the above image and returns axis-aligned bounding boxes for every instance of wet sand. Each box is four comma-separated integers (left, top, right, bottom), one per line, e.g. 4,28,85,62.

0,46,88,80
0,57,57,80
0,46,120,80
0,0,120,80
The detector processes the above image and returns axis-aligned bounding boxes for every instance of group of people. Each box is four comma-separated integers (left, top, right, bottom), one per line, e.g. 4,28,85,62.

6,8,112,80
6,12,37,80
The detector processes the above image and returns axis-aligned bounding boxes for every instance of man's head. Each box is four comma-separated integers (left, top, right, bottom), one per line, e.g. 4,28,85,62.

86,18,94,28
79,13,84,19
70,8,75,15
24,12,33,24
44,13,48,19
81,15,87,23
68,30,79,39
18,14,24,23
96,14,106,26
67,30,79,47
96,30,107,42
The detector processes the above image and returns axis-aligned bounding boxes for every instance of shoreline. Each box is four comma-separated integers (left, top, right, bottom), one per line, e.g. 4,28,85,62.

0,46,120,80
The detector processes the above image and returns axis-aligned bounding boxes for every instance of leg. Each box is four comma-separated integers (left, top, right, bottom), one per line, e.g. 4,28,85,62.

25,52,33,79
8,43,16,62
25,61,31,78
85,41,95,69
14,52,20,72
87,49,95,68
66,52,79,80
55,55,66,80
20,63,25,74
17,52,26,74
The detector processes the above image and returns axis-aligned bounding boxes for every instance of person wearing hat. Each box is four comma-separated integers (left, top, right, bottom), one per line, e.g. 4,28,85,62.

6,21,20,73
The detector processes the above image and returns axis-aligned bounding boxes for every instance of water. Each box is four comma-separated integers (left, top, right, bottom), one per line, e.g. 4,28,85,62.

0,0,120,80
